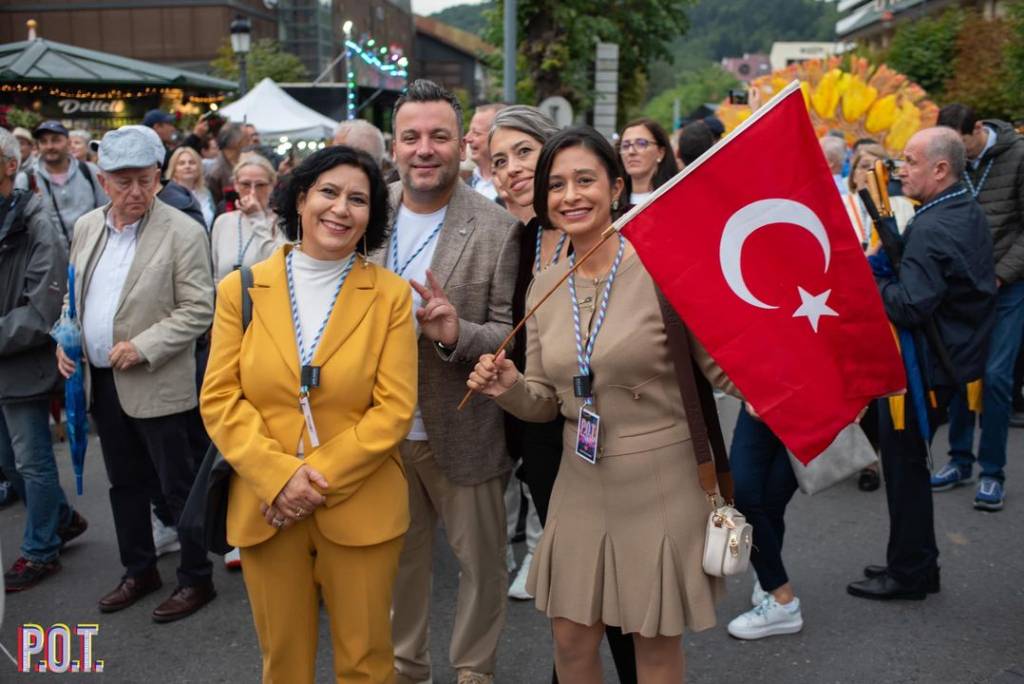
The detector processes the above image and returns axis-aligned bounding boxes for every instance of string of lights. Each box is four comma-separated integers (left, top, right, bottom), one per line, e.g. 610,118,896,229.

343,36,409,121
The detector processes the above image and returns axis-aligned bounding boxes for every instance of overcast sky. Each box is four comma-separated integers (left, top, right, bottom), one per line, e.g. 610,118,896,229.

411,0,484,16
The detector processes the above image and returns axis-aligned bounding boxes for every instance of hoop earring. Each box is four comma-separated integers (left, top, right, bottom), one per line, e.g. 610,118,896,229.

361,234,369,267
296,212,303,245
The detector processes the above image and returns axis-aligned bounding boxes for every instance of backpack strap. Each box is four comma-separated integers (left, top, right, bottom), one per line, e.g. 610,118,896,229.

240,266,254,330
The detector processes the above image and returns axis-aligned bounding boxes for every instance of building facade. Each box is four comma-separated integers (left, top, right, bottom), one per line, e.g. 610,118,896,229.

836,0,1008,47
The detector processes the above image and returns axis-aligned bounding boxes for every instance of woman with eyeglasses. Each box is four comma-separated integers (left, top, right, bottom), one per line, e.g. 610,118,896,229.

618,118,678,206
210,153,289,286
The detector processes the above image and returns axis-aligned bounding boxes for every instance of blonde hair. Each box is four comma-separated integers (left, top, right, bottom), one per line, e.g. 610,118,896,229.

848,143,886,193
232,152,277,185
165,146,206,189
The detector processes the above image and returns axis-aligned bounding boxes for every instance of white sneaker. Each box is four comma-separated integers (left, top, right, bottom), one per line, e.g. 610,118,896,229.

505,544,516,574
224,547,242,570
508,552,533,600
151,512,180,557
751,580,768,606
727,595,803,640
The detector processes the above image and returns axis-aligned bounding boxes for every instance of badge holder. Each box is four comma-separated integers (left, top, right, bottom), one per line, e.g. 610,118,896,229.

574,374,599,464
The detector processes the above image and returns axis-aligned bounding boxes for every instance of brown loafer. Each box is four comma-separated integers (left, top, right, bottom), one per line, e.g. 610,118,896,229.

98,567,162,613
152,582,216,623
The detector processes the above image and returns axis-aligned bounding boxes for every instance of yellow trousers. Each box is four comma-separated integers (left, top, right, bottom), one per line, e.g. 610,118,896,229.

239,518,403,683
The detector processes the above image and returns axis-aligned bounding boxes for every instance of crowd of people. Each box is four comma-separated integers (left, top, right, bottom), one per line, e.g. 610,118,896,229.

0,77,1021,683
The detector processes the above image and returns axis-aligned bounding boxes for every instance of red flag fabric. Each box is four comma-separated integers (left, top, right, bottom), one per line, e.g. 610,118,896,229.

620,83,905,463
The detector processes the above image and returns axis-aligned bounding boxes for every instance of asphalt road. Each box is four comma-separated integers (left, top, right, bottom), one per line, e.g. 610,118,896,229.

1,397,1021,682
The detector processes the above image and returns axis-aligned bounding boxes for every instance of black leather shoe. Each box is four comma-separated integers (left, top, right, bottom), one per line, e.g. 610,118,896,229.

98,567,162,613
847,574,926,601
862,565,940,593
152,582,216,623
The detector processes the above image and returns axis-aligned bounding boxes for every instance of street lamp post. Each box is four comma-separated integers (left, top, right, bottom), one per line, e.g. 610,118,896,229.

230,14,252,96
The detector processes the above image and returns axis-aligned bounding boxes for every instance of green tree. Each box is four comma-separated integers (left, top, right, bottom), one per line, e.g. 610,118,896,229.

432,2,494,36
484,0,696,118
1007,0,1024,117
886,9,963,99
210,38,308,89
944,11,1018,119
641,65,738,131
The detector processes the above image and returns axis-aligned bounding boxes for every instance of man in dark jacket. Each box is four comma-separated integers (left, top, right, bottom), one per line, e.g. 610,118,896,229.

0,128,88,592
935,104,1024,511
848,127,997,601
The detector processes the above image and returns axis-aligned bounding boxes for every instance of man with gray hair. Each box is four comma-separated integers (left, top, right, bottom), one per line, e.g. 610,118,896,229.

465,103,508,202
819,134,849,196
848,126,996,601
55,125,216,622
331,119,387,164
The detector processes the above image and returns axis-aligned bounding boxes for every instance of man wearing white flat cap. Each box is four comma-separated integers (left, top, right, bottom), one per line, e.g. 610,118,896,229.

55,125,216,622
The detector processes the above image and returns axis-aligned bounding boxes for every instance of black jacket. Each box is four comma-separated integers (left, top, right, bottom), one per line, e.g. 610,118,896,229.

970,120,1024,283
0,190,68,403
877,184,997,387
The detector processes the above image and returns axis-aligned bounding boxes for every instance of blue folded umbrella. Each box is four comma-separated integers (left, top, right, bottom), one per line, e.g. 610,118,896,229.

50,265,88,495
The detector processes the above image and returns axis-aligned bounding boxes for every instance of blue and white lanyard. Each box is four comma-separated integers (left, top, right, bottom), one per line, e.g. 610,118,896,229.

285,250,355,393
908,188,969,227
964,159,993,198
534,228,568,273
236,213,258,268
389,221,444,278
568,235,626,405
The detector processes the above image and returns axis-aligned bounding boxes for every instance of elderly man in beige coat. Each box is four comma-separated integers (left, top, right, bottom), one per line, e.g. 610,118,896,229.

381,80,520,684
55,126,215,623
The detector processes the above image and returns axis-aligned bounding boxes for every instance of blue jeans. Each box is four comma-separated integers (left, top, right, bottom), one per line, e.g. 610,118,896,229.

948,279,1024,483
729,410,798,592
0,399,72,563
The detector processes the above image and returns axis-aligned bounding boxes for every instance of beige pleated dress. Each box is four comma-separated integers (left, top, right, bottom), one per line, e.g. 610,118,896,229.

495,247,734,637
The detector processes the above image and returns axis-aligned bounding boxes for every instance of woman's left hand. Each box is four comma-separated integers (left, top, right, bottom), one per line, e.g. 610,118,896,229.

260,502,302,529
410,269,460,347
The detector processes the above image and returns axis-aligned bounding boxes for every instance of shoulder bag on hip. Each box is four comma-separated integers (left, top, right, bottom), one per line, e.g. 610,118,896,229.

180,267,252,555
656,289,752,578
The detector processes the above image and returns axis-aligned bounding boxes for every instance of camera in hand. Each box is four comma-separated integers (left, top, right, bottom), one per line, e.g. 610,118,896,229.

729,89,749,106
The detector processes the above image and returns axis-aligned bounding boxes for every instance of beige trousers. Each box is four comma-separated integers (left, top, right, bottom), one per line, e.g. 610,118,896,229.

392,440,509,681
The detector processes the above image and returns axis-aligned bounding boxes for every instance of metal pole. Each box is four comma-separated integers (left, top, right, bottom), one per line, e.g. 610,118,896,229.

239,54,248,96
503,0,516,104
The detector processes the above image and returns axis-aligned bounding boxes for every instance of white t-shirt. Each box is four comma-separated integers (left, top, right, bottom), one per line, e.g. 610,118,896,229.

630,191,653,206
389,203,448,441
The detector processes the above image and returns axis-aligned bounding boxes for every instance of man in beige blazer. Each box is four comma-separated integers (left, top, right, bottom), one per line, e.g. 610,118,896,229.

380,80,520,684
55,126,215,622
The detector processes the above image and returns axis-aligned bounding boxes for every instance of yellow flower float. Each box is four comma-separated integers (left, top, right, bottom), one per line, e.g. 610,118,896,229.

717,56,938,155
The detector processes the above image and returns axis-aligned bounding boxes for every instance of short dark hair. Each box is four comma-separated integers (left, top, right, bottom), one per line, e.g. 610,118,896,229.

533,126,625,228
619,117,679,196
676,121,715,166
937,103,978,135
392,79,463,137
272,145,390,253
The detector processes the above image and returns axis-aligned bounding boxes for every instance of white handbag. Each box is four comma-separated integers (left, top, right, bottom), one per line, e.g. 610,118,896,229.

702,503,753,577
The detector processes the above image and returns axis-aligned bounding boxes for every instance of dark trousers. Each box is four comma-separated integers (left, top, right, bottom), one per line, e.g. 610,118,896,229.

729,409,798,592
90,367,211,587
877,394,942,587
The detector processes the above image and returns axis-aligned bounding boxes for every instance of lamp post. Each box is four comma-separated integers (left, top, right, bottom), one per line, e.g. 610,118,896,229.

230,14,252,96
342,20,355,120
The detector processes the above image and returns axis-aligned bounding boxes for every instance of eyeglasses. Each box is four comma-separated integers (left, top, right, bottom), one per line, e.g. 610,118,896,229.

237,181,271,191
620,139,657,153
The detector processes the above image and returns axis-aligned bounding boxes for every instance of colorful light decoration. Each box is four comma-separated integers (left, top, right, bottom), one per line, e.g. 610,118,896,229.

343,36,409,120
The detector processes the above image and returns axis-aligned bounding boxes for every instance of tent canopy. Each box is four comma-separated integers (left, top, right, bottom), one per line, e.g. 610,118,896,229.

220,78,337,140
0,38,235,90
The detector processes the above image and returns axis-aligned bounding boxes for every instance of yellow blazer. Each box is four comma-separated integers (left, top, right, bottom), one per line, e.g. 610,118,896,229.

200,245,417,549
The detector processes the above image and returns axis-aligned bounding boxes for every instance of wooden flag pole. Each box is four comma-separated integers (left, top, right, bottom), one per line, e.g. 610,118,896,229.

456,224,618,411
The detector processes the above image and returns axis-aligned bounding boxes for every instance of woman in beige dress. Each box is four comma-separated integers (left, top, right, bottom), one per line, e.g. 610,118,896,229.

468,126,733,683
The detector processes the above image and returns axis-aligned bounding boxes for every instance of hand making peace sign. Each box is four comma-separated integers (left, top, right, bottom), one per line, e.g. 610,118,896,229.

410,269,460,348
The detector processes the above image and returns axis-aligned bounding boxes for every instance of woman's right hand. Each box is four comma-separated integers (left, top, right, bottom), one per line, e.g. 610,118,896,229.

237,192,264,216
272,464,328,520
56,345,77,379
467,350,519,398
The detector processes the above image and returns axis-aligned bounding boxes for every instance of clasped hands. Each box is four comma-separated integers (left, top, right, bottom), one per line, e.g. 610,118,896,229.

260,464,329,530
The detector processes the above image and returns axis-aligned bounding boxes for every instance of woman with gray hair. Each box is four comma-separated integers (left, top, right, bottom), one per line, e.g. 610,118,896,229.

68,129,95,163
488,105,639,684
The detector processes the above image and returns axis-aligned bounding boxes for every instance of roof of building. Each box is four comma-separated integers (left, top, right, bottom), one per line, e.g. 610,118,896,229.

413,16,497,58
0,37,236,90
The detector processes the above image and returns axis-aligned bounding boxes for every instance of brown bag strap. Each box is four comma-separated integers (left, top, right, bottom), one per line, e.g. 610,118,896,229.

655,289,734,503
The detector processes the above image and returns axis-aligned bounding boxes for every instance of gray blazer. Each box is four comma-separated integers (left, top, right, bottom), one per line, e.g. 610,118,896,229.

382,181,521,485
69,198,214,418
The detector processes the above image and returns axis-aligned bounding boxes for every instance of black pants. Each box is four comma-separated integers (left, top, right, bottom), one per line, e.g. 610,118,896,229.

90,367,212,587
515,416,638,684
877,393,944,587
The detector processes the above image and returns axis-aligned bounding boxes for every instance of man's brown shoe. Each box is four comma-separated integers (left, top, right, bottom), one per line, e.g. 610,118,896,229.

98,567,162,613
152,582,216,623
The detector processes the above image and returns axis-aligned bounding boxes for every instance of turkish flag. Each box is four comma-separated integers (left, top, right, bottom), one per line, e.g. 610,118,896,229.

620,83,905,463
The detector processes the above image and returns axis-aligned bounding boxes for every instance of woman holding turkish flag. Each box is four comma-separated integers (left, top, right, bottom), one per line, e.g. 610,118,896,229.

468,126,739,682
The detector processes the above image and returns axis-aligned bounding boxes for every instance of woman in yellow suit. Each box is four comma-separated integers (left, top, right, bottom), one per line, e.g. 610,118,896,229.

201,145,417,683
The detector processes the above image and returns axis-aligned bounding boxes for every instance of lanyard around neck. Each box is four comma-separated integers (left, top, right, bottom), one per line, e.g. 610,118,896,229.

568,235,626,405
236,213,259,268
390,219,444,278
965,158,993,198
534,228,568,273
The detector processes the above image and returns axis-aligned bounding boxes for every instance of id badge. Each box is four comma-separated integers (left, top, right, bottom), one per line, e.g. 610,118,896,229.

299,393,320,448
575,405,600,464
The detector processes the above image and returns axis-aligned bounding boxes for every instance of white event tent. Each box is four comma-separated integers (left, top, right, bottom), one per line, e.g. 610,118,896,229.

219,77,337,140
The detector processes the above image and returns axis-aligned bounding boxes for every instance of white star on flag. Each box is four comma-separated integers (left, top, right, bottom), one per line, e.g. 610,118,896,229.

792,287,839,332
